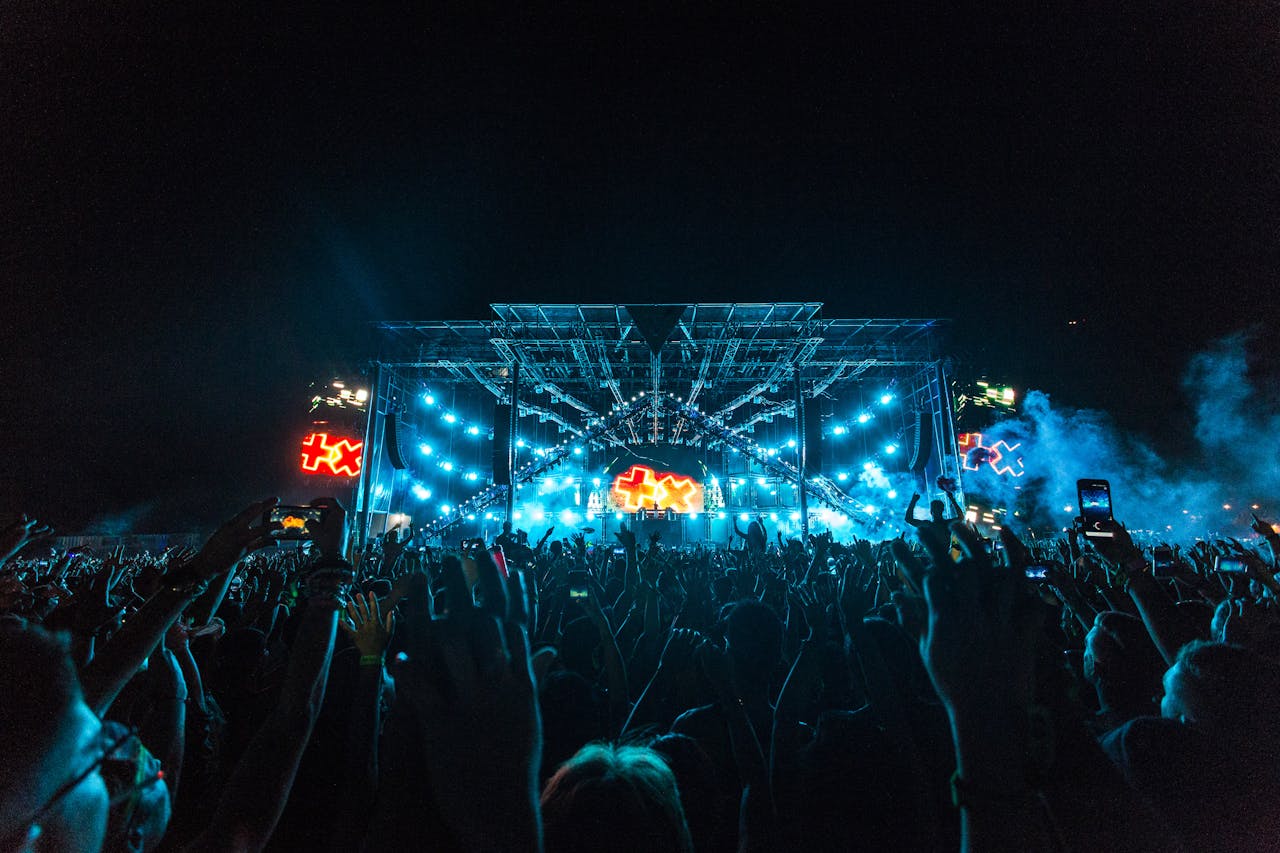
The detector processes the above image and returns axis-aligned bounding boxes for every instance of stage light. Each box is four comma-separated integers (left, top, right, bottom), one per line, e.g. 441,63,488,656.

615,512,624,520
532,509,546,521
757,478,768,487
790,511,800,521
769,513,779,522
374,484,385,497
484,512,494,520
884,444,898,454
836,472,848,481
441,461,454,472
739,513,750,522
857,413,871,424
467,425,480,435
689,512,698,520
832,425,847,435
355,389,368,402
787,439,796,448
586,511,596,521
423,393,435,406
563,477,574,486
887,490,898,499
573,447,583,455
880,393,893,405
1223,504,1232,510
592,477,601,487
332,381,345,389
862,505,877,515
767,448,777,456
1063,505,1074,512
412,484,431,500
710,476,719,487
465,472,479,481
466,514,475,520
443,413,457,424
559,509,578,525
717,512,727,519
516,439,526,448
440,504,452,515
514,511,523,520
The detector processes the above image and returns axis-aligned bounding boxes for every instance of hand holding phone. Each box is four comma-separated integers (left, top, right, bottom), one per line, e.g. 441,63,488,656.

1076,479,1114,538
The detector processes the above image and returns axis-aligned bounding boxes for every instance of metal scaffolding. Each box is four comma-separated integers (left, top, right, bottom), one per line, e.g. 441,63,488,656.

359,303,960,544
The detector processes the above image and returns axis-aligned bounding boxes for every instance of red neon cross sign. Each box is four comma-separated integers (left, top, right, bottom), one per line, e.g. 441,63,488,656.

301,433,364,477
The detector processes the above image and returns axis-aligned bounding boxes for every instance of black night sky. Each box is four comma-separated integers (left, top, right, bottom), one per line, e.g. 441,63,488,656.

3,4,1277,532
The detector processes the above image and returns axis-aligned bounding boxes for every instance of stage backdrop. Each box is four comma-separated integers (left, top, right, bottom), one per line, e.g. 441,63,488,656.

602,446,708,514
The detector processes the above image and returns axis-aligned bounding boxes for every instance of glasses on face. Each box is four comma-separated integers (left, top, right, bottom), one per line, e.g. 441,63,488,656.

2,723,163,846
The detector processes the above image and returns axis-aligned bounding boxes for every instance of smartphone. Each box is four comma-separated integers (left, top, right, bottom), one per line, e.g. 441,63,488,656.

1076,479,1113,537
268,506,324,539
1152,546,1175,578
1024,564,1051,581
612,546,627,558
1216,556,1249,575
567,570,590,601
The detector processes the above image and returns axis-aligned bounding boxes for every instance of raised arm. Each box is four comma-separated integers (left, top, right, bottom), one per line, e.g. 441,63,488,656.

185,497,349,853
903,493,923,528
81,499,282,715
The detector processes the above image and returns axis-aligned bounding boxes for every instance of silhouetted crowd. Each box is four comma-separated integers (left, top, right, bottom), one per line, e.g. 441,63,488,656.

3,496,1280,852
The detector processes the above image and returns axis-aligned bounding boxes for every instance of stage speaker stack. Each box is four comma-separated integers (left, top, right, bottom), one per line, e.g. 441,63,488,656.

803,407,824,476
384,413,408,470
492,404,512,486
908,409,934,474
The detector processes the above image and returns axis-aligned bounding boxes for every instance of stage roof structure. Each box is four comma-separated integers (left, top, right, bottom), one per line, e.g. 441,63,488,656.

372,303,945,444
361,303,958,541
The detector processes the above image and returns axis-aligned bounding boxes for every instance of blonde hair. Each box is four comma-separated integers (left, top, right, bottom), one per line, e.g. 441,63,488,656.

541,743,694,853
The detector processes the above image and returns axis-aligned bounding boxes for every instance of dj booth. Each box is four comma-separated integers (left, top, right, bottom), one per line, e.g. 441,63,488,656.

630,509,705,547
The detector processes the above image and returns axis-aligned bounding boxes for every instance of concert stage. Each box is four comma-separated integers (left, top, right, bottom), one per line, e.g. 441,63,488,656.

355,304,960,547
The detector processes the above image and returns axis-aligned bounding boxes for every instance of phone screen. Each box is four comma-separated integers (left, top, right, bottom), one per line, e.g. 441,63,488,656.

1152,547,1175,578
268,506,324,539
1078,482,1112,525
1024,564,1050,580
568,570,589,600
1216,556,1249,575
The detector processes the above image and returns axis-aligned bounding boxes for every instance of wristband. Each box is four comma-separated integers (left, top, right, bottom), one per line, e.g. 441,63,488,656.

359,654,384,668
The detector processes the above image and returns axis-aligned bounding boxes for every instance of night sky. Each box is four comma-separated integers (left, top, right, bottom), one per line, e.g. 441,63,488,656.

3,4,1277,532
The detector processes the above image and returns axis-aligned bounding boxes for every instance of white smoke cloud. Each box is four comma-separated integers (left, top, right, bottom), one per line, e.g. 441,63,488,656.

962,333,1277,542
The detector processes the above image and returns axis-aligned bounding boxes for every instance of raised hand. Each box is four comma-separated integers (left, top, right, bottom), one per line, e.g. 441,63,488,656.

177,498,283,585
917,523,1041,718
789,586,829,641
396,550,540,850
340,591,395,659
614,522,637,551
0,514,53,567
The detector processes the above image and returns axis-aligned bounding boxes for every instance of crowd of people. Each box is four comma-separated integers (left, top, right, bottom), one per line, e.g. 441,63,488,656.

2,494,1280,852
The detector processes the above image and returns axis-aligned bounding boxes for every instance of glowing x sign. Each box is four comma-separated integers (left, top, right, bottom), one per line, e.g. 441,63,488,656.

957,432,1024,478
301,432,364,477
611,464,704,513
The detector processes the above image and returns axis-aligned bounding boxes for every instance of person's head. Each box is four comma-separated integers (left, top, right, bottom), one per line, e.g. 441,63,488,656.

502,521,513,534
549,540,563,558
541,743,693,853
1084,611,1163,708
929,500,945,522
1161,640,1280,740
0,622,110,853
725,600,782,689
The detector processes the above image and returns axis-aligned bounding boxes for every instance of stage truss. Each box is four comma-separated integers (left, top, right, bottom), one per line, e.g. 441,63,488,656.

357,304,962,543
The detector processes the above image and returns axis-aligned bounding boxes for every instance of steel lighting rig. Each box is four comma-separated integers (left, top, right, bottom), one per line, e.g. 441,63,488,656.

359,304,960,544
